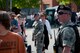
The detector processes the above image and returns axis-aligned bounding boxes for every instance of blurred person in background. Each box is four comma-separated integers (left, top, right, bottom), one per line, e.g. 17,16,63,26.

71,11,78,24
10,13,19,33
32,14,44,53
0,11,26,53
16,14,27,47
40,13,52,53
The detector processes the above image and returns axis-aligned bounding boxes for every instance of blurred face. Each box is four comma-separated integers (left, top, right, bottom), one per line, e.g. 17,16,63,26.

34,15,39,21
18,16,22,20
41,15,46,21
58,10,71,24
10,14,16,19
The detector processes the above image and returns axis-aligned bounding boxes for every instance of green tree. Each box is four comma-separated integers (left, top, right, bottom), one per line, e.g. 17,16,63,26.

56,0,71,5
73,0,80,6
57,0,80,6
0,0,6,10
0,0,40,10
12,0,40,8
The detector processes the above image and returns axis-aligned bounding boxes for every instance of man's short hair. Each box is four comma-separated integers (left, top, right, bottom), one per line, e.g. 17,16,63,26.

34,14,39,17
0,11,10,30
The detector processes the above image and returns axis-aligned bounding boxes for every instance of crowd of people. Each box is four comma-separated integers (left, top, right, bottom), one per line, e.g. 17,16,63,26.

0,4,80,53
0,11,26,53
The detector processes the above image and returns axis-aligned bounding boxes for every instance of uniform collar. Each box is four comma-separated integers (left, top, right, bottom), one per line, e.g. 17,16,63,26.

62,20,74,28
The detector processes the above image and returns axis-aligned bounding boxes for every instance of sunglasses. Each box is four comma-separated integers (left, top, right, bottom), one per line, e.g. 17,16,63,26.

58,12,68,15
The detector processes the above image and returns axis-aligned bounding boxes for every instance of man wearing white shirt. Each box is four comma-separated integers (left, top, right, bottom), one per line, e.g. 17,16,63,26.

40,13,52,53
40,14,52,38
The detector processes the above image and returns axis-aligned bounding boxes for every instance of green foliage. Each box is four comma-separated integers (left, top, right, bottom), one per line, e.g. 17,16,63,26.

57,0,80,6
0,0,40,10
12,0,40,8
57,0,71,5
73,0,80,6
0,0,6,10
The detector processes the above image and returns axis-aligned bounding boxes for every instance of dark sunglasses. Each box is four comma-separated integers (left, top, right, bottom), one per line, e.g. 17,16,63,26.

58,12,68,15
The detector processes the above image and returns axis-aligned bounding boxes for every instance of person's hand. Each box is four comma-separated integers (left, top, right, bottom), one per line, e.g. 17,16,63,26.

50,35,52,39
32,38,34,41
32,36,35,41
25,35,27,37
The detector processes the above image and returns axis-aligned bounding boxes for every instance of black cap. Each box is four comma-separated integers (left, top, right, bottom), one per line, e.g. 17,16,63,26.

57,5,71,12
34,14,39,17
